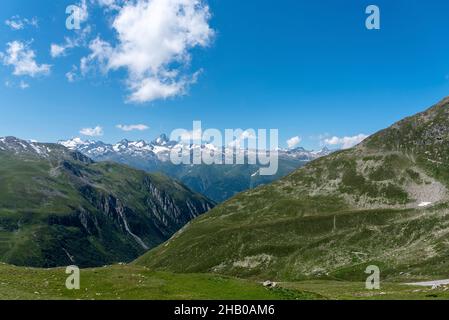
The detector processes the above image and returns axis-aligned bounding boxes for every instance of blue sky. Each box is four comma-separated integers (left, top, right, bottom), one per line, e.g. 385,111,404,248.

1,0,449,150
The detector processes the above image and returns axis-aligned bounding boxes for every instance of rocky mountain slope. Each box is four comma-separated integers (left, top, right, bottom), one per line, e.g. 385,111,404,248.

136,96,449,282
59,135,332,202
0,137,213,268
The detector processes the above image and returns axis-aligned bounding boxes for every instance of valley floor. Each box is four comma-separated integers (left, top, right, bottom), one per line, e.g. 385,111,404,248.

1,263,449,300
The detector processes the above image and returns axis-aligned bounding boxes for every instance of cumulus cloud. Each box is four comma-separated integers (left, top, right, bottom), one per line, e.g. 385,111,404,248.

82,0,214,103
128,74,190,103
116,124,149,131
1,41,51,77
80,126,103,137
5,16,38,30
286,136,301,148
324,134,369,149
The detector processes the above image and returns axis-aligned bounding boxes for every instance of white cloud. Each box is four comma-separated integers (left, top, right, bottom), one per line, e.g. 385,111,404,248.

1,41,51,77
65,65,78,82
50,44,66,58
5,16,38,30
50,26,91,58
286,136,301,148
5,20,23,31
128,75,189,102
19,80,29,89
83,37,113,72
116,124,149,131
4,79,30,89
324,134,369,149
80,126,103,137
83,0,214,103
76,0,89,24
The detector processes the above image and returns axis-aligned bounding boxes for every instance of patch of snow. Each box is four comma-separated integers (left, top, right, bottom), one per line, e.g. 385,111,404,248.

405,279,449,287
153,146,170,154
60,138,87,149
418,202,432,207
251,170,259,177
29,143,42,154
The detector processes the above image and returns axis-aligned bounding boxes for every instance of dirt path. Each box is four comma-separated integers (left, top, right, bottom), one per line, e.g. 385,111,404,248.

405,279,449,287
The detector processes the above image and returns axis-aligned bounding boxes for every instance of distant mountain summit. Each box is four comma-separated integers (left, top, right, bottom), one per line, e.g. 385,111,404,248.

153,133,170,145
59,135,333,202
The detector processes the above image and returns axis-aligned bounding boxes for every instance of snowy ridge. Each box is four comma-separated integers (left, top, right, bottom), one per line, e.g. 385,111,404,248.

0,136,53,157
58,134,333,163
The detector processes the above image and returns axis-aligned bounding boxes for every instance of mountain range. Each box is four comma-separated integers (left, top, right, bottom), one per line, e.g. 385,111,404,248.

0,136,213,268
3,96,449,298
59,135,332,202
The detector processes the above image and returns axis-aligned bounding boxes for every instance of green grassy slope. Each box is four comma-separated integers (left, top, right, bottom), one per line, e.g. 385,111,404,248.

0,138,214,268
136,97,449,281
163,158,310,203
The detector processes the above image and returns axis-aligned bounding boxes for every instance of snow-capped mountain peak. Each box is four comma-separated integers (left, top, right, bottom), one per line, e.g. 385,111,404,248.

59,137,89,149
153,134,170,146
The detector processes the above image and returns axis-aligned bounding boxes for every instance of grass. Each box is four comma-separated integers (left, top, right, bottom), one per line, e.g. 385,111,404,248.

0,263,319,300
137,202,449,281
2,263,449,300
281,280,449,300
